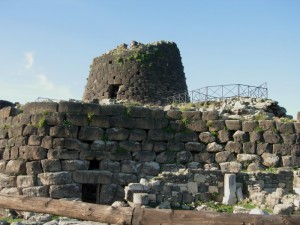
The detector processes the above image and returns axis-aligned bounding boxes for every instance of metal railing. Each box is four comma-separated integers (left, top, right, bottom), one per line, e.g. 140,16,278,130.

165,82,268,105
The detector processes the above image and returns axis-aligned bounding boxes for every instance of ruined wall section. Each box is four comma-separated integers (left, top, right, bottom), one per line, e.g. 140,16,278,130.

83,41,188,104
0,102,300,205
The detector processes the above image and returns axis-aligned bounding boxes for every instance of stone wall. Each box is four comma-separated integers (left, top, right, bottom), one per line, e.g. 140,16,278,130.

83,41,188,104
0,102,299,205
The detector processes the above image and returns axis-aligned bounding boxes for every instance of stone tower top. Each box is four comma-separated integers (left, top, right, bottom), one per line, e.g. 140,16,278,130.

83,41,188,104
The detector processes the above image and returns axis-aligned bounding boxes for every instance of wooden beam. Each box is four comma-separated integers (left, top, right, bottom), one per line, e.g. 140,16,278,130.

0,194,133,225
0,194,300,225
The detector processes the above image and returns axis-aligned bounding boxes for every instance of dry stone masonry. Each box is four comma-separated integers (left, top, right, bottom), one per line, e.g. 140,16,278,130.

83,41,188,104
1,102,300,214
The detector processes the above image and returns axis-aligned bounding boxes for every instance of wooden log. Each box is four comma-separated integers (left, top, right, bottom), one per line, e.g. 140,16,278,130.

0,194,133,225
1,194,300,225
132,207,300,225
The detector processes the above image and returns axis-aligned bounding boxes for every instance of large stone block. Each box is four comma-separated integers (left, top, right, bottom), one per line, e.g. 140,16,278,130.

38,172,72,185
58,101,83,113
140,162,160,176
243,142,256,154
113,173,137,186
187,120,208,132
26,161,43,175
237,154,261,164
199,132,216,143
242,121,258,132
19,146,47,160
66,113,88,126
219,162,242,173
0,173,16,189
5,160,26,175
61,160,89,171
41,159,62,172
110,116,134,128
81,103,101,115
148,129,173,141
28,135,42,146
100,105,125,116
233,130,249,142
263,131,281,144
109,152,132,161
64,138,89,151
8,125,25,138
99,184,124,205
107,128,129,141
119,141,141,152
261,153,280,167
133,151,156,162
225,120,242,131
121,160,138,174
185,142,206,152
176,151,193,163
273,143,292,156
202,110,219,120
256,143,272,155
47,149,79,160
276,122,295,134
41,136,53,149
218,130,231,143
129,129,147,141
206,142,223,152
259,120,275,131
225,141,242,154
208,120,225,132
166,110,182,120
215,151,234,163
134,118,167,130
22,102,58,114
174,132,198,142
49,125,78,138
17,175,35,188
194,152,214,163
73,170,112,184
89,115,110,128
281,134,296,144
22,186,49,197
50,183,82,199
78,127,103,142
156,151,176,163
100,160,120,173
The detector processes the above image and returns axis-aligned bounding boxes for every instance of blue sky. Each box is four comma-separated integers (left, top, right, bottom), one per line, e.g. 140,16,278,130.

0,0,299,117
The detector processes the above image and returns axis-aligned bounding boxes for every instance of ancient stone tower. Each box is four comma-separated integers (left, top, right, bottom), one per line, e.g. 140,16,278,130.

83,41,188,104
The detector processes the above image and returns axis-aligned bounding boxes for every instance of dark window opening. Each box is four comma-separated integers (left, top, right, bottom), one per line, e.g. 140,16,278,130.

108,60,112,64
108,84,121,99
89,159,100,170
82,184,100,204
113,76,116,79
136,71,140,75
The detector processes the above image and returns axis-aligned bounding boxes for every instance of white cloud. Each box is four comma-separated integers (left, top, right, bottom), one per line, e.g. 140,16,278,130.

24,52,34,69
37,74,55,91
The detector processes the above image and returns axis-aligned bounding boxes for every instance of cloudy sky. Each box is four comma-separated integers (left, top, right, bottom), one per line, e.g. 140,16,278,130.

0,0,299,117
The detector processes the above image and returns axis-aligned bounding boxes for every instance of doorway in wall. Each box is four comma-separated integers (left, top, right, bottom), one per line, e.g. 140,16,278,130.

108,84,121,99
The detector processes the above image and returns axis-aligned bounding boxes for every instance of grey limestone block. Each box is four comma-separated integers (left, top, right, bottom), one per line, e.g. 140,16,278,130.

242,121,258,132
263,131,281,144
261,153,280,167
66,113,88,127
276,122,295,134
81,103,101,115
49,125,78,138
19,146,47,160
218,130,231,143
187,120,208,132
41,159,62,172
49,183,81,199
16,175,36,188
250,132,263,142
185,142,206,152
22,185,48,197
5,160,26,175
153,142,167,152
167,141,184,152
166,110,182,120
61,160,89,171
243,142,256,154
22,125,37,136
206,142,223,153
47,149,79,160
156,151,176,164
119,141,141,152
233,130,249,142
294,122,300,133
194,152,214,163
219,162,242,173
41,136,53,149
113,173,137,186
121,160,138,174
107,127,129,141
89,115,110,128
208,120,225,132
0,161,6,173
26,161,43,175
215,151,234,163
273,143,292,156
58,101,83,113
133,151,156,162
225,141,242,154
182,111,202,120
140,162,160,176
8,125,25,138
100,160,120,173
199,132,216,143
174,132,198,142
22,102,58,114
64,138,89,151
129,107,150,118
109,116,134,128
28,135,42,146
73,170,112,184
100,105,126,116
176,151,193,164
148,129,173,141
109,152,132,161
256,142,272,155
259,120,275,131
0,173,16,189
133,193,149,205
0,139,7,149
225,120,242,131
202,110,219,121
38,172,72,185
281,134,296,144
129,129,147,141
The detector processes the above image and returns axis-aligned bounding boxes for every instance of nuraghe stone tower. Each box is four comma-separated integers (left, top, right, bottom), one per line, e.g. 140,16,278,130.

83,41,188,104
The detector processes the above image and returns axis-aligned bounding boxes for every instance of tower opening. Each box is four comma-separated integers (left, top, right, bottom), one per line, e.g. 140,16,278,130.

108,84,120,99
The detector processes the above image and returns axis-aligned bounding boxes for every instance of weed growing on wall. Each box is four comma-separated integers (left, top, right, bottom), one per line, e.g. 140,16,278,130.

62,120,72,127
87,112,94,125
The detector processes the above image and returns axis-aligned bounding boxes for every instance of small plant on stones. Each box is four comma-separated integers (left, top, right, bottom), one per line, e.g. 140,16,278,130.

210,131,218,137
254,125,263,133
2,124,10,130
87,112,94,125
181,117,190,127
115,146,127,154
62,120,72,127
36,114,47,128
102,133,109,143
